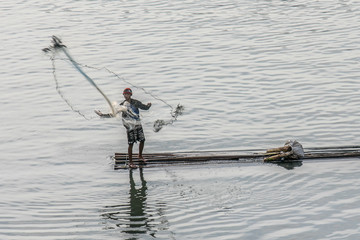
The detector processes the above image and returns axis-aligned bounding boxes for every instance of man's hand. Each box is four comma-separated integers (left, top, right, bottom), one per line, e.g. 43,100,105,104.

94,110,103,116
94,110,113,118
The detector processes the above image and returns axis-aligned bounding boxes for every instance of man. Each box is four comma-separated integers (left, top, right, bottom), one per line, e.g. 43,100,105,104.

95,88,151,168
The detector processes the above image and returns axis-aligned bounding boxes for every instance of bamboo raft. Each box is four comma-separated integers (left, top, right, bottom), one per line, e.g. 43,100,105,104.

113,146,360,169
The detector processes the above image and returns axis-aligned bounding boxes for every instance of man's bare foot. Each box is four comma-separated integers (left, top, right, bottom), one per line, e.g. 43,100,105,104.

138,155,147,163
128,163,138,169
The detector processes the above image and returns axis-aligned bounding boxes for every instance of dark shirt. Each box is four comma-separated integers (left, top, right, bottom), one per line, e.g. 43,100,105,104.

120,98,150,120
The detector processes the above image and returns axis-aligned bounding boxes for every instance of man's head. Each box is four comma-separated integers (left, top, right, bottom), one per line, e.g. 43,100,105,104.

123,88,132,100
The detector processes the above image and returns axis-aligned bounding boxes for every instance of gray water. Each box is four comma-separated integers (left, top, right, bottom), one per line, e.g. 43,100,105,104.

1,0,360,239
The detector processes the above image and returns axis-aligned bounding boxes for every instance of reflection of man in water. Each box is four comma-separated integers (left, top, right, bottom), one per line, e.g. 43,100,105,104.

124,168,151,235
101,169,173,238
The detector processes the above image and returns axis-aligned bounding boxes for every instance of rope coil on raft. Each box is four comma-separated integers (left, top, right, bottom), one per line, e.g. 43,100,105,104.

43,36,184,132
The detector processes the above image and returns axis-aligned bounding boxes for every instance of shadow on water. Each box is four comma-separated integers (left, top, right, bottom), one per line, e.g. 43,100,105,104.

101,168,175,239
275,160,303,170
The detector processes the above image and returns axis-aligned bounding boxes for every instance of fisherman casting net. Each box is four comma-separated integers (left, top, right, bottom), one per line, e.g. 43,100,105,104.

43,36,184,132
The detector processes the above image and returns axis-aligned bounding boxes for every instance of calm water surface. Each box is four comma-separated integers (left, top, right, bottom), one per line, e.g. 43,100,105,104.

1,0,360,239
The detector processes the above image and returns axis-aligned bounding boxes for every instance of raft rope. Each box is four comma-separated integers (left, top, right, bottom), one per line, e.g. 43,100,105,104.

43,36,184,132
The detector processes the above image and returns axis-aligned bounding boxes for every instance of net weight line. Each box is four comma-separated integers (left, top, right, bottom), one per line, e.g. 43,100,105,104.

43,36,184,131
49,51,94,120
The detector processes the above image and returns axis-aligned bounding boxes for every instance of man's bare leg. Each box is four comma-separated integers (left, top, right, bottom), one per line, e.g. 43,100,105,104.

128,143,137,168
138,141,146,163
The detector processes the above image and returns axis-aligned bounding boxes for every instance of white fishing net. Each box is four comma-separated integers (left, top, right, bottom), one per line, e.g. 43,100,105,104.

43,36,184,132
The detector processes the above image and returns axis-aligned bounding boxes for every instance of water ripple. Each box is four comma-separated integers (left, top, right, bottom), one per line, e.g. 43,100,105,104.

2,0,360,239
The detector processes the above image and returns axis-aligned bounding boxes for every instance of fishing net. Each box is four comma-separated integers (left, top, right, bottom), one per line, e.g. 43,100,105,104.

153,104,184,132
43,36,184,132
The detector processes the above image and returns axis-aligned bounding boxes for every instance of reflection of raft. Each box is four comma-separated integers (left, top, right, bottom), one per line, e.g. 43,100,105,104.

114,146,360,168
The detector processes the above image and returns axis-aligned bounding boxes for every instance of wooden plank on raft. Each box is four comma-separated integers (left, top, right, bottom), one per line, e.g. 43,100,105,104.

114,152,270,165
304,151,360,159
113,146,360,167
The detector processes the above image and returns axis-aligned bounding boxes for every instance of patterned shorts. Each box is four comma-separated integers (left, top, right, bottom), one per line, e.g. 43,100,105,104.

127,126,145,145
